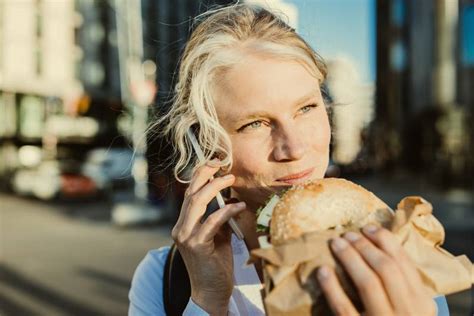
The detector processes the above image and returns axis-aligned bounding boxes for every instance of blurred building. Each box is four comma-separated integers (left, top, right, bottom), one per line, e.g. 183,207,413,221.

0,0,239,204
325,57,375,167
75,0,121,98
0,0,124,197
0,1,81,97
372,0,474,188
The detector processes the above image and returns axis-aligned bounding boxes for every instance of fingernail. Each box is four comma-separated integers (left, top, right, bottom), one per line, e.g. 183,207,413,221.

363,225,378,234
223,174,234,180
331,237,348,251
344,231,360,242
317,266,330,281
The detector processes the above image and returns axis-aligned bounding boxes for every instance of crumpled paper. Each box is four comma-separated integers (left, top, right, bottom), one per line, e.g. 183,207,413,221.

250,196,474,315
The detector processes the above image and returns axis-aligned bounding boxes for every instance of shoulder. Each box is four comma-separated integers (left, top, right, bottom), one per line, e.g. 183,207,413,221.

129,246,171,316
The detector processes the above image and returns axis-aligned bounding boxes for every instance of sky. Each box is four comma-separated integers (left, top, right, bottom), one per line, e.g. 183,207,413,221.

288,0,376,83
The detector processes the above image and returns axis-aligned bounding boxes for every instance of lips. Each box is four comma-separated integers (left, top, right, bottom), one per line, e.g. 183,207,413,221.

276,168,315,184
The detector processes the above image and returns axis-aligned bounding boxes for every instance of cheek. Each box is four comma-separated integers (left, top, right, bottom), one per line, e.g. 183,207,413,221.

304,109,331,151
316,118,331,150
230,138,269,180
303,110,331,176
229,140,274,204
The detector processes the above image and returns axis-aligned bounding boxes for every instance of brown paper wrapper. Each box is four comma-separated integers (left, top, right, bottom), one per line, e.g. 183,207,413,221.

250,196,474,315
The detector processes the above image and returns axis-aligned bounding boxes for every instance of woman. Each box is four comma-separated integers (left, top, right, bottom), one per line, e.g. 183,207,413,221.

129,4,447,315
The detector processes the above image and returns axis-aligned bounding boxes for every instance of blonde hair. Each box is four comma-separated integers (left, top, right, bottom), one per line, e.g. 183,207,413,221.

151,3,327,183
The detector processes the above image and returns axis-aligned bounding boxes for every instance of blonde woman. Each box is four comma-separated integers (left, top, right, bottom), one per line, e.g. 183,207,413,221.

129,4,448,316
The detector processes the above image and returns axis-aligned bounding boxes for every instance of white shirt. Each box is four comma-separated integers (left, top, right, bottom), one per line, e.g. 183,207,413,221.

128,235,449,315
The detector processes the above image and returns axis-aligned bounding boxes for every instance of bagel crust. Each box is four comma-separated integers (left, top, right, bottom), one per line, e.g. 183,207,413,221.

270,178,393,245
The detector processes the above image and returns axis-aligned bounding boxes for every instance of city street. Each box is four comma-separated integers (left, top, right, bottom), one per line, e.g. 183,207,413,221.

0,193,173,315
0,173,473,315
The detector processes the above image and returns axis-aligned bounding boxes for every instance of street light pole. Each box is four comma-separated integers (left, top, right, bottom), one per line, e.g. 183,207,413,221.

112,0,160,226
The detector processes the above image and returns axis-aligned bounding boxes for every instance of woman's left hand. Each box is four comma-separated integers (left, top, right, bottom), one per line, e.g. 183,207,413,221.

317,225,437,316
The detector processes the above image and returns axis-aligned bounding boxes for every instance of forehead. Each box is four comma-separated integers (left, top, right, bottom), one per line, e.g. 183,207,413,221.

213,55,322,123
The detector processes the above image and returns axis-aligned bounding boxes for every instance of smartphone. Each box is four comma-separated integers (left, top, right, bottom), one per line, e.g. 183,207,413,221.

187,128,244,239
201,197,221,223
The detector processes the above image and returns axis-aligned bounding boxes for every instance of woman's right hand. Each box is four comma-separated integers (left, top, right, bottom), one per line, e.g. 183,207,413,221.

171,159,246,315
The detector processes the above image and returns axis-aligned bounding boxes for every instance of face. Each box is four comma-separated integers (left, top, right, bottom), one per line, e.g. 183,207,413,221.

213,54,331,209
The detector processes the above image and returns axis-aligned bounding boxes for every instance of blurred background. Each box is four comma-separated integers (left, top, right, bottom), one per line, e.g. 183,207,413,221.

0,0,472,315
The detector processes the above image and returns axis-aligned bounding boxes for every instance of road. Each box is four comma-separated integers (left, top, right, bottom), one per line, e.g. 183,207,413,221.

0,194,172,315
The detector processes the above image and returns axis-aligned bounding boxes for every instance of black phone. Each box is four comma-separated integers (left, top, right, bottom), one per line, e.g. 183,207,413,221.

201,198,220,223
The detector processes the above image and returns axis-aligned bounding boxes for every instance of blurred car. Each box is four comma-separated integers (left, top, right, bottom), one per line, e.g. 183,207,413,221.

11,147,133,201
60,173,98,198
12,160,98,200
81,148,134,190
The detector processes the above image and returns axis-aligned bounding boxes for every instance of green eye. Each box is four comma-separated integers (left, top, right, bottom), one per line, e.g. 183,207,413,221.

238,120,263,132
249,121,262,128
300,104,318,113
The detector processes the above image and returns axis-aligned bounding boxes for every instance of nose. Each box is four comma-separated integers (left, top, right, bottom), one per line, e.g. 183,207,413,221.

272,125,306,162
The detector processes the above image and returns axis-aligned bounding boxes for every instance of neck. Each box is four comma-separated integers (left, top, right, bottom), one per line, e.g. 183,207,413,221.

229,189,266,282
234,208,262,251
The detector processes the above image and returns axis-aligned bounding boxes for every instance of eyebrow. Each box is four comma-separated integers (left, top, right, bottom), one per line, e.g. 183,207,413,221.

235,91,319,124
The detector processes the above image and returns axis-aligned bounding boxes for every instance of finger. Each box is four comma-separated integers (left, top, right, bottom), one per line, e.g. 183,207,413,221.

180,174,236,236
317,265,359,316
362,225,426,294
186,159,224,196
174,173,235,238
196,202,246,243
343,231,412,313
330,237,392,315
